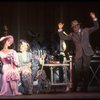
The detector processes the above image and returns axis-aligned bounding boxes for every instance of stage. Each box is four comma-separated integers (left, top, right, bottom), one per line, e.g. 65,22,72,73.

0,92,100,99
0,55,100,99
0,86,100,99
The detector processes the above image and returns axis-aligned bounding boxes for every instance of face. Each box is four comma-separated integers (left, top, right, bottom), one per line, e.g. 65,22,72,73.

58,22,64,29
5,40,11,47
72,24,80,33
20,42,28,52
4,39,12,47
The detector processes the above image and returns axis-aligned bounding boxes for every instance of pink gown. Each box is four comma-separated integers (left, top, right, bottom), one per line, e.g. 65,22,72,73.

0,49,21,96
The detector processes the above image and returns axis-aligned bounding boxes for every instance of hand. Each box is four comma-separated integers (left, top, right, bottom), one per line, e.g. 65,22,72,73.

90,12,96,19
27,62,32,68
34,54,39,60
42,54,46,59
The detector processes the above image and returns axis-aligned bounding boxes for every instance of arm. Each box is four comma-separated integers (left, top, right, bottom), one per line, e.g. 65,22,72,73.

88,12,99,34
13,50,19,66
58,22,72,40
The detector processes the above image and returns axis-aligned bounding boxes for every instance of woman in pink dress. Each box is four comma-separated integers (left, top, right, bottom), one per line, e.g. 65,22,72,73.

0,35,21,96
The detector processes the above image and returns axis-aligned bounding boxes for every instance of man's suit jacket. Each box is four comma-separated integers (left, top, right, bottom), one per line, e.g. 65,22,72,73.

58,20,99,60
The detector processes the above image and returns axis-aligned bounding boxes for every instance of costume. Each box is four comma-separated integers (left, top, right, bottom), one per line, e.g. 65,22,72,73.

58,19,99,92
0,49,20,96
17,51,33,94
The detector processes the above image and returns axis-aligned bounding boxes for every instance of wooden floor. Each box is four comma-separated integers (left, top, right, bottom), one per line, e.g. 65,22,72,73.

0,86,100,99
0,92,100,99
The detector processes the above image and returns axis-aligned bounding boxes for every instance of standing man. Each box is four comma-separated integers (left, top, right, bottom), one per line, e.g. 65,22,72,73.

58,12,99,92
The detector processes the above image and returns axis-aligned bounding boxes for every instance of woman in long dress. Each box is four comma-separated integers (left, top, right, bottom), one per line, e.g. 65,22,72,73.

0,35,21,96
17,39,33,95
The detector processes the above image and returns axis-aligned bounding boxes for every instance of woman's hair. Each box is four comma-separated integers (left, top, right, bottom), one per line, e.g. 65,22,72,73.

0,38,8,50
0,35,15,50
17,39,31,52
0,38,15,50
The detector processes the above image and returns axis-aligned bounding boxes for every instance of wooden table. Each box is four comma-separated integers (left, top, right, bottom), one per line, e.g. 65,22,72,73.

43,55,73,88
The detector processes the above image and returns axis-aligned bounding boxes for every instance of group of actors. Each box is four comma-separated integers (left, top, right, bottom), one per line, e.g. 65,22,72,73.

0,35,48,96
0,11,99,96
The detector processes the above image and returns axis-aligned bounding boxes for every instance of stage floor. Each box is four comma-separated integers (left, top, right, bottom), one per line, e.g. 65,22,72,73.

0,92,100,99
0,86,100,99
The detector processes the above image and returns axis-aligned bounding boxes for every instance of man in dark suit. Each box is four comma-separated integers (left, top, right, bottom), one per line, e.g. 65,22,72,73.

58,12,99,92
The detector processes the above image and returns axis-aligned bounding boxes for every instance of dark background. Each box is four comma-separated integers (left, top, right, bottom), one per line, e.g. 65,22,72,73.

0,1,100,51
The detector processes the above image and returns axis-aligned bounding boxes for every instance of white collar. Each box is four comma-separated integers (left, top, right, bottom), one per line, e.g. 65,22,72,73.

79,29,81,33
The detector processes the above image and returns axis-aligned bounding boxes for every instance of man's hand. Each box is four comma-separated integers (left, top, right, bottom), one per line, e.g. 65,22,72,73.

90,12,96,19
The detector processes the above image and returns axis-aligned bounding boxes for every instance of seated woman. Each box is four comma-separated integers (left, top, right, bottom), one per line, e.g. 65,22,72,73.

17,39,33,95
0,35,21,96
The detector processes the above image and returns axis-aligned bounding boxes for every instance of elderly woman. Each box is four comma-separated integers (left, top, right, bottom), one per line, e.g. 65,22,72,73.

17,39,33,95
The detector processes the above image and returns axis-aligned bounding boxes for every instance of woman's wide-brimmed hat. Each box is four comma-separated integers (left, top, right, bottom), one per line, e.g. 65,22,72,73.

0,35,14,44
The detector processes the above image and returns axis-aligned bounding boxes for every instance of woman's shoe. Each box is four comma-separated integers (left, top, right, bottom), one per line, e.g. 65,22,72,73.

13,92,22,96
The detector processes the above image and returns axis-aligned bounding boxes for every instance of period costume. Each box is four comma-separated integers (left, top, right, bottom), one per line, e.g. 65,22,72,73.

0,49,20,96
17,51,33,94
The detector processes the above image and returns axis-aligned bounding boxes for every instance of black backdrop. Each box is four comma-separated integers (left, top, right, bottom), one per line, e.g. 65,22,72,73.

0,1,100,51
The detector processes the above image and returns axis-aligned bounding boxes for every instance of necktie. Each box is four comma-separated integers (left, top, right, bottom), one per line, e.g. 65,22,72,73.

78,32,81,41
